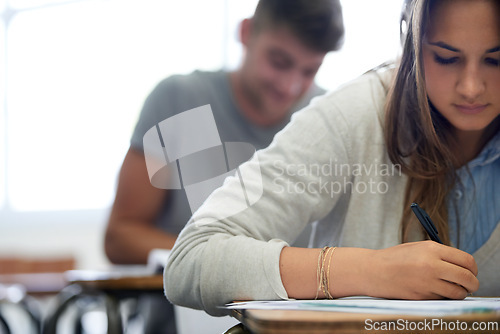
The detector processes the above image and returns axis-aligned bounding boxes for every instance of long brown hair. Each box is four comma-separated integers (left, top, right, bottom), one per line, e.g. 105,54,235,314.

385,0,500,244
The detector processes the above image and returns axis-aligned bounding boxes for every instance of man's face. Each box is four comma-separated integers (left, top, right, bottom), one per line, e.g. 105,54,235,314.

239,24,326,123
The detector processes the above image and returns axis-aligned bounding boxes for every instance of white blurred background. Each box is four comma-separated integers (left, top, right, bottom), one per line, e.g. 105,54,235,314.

0,0,403,269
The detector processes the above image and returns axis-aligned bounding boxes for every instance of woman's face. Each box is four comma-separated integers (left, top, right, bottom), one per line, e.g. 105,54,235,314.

422,0,500,137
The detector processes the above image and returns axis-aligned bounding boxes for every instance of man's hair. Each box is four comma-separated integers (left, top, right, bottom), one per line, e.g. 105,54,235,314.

252,0,344,53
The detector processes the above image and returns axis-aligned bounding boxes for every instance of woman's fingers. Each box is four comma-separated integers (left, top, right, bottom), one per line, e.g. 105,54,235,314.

436,260,479,295
439,244,478,276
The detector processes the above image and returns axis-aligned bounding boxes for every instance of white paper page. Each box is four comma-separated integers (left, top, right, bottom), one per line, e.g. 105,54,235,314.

224,297,500,316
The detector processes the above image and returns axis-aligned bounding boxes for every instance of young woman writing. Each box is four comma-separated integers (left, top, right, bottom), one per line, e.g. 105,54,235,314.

164,0,500,315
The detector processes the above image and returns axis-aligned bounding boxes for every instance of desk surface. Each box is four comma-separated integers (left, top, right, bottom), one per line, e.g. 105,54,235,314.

233,307,500,334
66,270,164,291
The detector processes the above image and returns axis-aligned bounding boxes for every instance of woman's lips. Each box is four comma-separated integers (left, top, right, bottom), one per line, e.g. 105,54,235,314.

455,104,488,114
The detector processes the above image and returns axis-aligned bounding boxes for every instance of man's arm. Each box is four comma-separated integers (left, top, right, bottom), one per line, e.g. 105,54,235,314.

104,147,177,264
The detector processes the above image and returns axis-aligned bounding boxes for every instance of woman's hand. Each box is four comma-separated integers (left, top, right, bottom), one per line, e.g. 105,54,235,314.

280,241,478,300
363,241,479,300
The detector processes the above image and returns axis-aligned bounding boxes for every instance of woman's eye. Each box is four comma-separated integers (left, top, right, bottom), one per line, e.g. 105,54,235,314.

484,57,500,67
433,53,459,65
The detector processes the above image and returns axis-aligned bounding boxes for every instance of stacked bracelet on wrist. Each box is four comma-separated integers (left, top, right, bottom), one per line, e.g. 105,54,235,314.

316,246,337,300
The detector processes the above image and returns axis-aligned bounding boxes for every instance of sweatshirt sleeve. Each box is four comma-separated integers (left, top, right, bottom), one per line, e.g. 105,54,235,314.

163,90,354,316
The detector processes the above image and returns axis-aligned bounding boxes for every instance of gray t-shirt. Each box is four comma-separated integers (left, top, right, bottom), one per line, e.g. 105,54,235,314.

130,70,325,235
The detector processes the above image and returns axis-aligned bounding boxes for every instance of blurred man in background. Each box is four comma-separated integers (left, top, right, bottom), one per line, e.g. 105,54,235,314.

105,1,344,332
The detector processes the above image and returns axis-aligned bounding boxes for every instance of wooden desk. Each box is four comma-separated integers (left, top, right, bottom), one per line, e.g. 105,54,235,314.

233,307,500,334
66,270,163,292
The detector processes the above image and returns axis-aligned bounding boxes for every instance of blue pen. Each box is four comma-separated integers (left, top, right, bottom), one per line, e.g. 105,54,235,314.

410,203,443,244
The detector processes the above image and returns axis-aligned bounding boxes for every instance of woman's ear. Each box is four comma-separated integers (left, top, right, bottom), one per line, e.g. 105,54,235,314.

239,18,253,47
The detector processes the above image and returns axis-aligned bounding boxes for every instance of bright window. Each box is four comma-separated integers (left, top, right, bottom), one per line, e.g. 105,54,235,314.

3,0,225,213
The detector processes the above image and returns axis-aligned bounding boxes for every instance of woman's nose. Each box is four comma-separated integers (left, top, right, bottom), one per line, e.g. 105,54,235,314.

456,63,486,101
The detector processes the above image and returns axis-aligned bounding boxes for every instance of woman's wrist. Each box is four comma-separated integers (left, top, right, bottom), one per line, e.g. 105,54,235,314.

329,247,377,298
280,246,378,299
